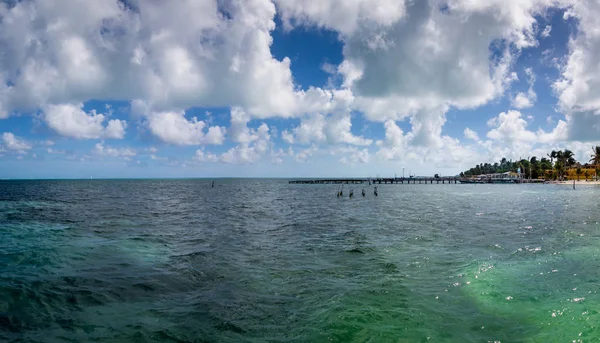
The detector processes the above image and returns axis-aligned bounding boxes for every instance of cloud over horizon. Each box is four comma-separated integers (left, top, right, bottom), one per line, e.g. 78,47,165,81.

1,0,600,178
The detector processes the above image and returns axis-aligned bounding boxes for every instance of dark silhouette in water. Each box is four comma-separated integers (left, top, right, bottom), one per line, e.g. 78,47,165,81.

349,189,354,198
212,181,214,188
362,188,366,197
374,186,378,196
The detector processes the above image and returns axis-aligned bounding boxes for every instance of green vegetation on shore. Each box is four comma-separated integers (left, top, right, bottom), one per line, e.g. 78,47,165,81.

461,146,600,180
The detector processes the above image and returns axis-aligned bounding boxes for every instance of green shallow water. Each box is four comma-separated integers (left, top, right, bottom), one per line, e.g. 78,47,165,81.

0,179,599,342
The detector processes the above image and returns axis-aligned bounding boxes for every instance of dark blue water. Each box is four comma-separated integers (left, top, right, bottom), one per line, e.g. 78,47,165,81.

1,180,600,342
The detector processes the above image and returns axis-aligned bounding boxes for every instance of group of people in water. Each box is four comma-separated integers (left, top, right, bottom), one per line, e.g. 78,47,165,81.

337,185,377,198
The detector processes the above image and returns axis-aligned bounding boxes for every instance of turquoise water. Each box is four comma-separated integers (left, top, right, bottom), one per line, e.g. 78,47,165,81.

1,180,599,342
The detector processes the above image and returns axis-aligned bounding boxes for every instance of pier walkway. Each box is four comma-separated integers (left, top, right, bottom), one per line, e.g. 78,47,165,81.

289,177,460,184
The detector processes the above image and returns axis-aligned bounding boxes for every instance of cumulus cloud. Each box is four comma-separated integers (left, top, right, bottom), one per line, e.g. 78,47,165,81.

47,148,66,155
2,0,597,176
275,0,406,35
93,142,136,158
336,147,370,165
278,0,557,152
512,93,534,109
294,145,318,163
221,123,272,164
511,67,537,109
464,128,480,142
0,0,302,118
375,119,479,170
194,149,219,163
476,110,569,163
146,110,226,146
286,113,372,147
487,110,538,143
541,25,552,38
282,89,372,146
2,132,32,152
43,103,127,139
375,120,409,160
229,107,262,144
552,1,600,141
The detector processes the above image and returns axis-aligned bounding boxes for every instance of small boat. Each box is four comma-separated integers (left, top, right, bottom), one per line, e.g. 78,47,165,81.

459,179,484,184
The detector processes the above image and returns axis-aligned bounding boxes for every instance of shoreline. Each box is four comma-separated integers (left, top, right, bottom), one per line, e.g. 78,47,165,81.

546,180,600,185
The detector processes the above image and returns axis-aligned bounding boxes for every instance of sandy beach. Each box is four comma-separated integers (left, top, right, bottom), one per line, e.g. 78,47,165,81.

547,180,600,185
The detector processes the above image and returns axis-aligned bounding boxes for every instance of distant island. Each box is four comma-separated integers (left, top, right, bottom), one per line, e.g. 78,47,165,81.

460,146,600,183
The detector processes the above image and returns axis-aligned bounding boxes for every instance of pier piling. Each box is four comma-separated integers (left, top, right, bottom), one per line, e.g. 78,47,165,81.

289,177,460,184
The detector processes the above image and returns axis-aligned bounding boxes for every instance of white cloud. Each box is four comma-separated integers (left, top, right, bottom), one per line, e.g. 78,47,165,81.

282,89,372,146
43,103,127,139
487,110,537,143
276,0,406,35
541,25,552,38
0,0,303,119
281,130,295,144
270,147,292,165
294,145,318,163
287,113,372,147
375,120,409,160
553,1,600,141
375,119,479,171
483,110,568,162
338,148,370,165
2,132,32,152
511,67,537,109
194,149,219,163
104,119,127,139
512,93,534,109
464,128,480,142
146,110,225,146
150,154,169,162
221,123,272,164
93,142,136,158
279,0,557,150
229,107,261,144
47,148,66,155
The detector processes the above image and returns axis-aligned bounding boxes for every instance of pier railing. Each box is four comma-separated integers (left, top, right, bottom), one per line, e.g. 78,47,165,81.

289,177,460,184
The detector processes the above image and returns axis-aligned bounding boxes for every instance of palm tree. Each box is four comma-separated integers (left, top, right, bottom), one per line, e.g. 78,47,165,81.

555,151,564,180
564,149,576,169
540,157,551,180
590,146,600,179
548,150,557,165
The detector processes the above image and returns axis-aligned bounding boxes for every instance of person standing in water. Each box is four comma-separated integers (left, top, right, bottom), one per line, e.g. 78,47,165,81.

362,188,366,197
374,186,378,196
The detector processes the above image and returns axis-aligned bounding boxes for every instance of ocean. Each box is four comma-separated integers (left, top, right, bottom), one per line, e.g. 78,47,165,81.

1,179,599,342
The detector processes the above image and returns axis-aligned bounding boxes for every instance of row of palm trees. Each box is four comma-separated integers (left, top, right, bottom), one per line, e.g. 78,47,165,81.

461,146,600,180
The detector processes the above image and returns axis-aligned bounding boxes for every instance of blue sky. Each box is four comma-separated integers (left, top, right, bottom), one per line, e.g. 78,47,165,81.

1,0,600,178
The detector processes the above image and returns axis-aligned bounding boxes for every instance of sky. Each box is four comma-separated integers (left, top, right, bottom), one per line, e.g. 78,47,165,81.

1,0,600,179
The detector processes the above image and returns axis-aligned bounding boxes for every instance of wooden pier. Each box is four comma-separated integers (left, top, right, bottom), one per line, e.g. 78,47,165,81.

289,177,460,184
